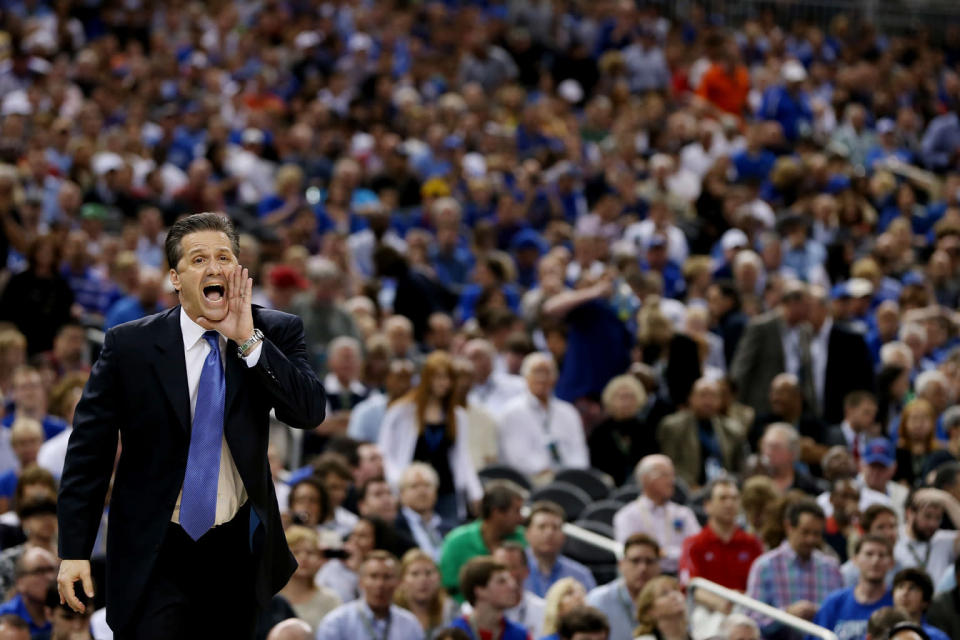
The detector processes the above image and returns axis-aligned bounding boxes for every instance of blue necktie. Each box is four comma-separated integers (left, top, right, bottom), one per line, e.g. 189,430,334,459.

180,330,225,541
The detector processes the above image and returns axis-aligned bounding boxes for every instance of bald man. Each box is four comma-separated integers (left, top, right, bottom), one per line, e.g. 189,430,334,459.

612,455,700,573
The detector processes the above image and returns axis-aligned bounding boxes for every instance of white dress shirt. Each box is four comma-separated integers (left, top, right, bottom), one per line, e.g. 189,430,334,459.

781,325,802,378
496,392,588,477
171,308,261,527
894,525,958,586
612,495,701,574
467,372,526,417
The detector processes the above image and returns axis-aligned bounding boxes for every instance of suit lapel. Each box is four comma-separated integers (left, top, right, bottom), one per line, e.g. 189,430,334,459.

153,307,191,434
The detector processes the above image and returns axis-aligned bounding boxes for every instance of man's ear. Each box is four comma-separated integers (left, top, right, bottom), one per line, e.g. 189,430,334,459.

169,268,180,294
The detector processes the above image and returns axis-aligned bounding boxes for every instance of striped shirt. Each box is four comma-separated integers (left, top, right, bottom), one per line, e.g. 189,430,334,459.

745,541,843,629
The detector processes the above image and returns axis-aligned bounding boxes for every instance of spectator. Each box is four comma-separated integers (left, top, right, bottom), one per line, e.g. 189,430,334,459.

679,477,763,592
588,375,654,486
450,556,529,640
759,423,827,495
463,339,526,416
266,619,312,640
632,576,691,640
347,358,415,444
613,455,700,574
395,463,449,562
2,367,68,442
439,481,527,601
287,476,330,530
0,497,57,597
555,605,610,640
894,400,940,486
497,353,588,481
0,419,42,499
492,543,546,638
451,357,500,471
586,534,661,640
822,478,861,563
278,526,341,633
312,455,358,539
657,378,748,488
841,504,903,588
394,548,457,638
745,499,843,636
523,502,596,598
813,535,895,640
891,568,951,640
826,391,880,465
540,578,588,640
103,267,165,329
858,439,909,522
0,547,56,637
759,60,813,142
894,488,960,587
719,614,760,640
316,551,425,640
0,614,28,640
379,351,483,523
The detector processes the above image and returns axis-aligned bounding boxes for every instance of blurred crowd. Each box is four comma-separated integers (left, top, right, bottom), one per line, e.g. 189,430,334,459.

4,0,960,639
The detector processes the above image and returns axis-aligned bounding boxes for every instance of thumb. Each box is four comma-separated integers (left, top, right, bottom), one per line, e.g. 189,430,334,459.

81,571,94,598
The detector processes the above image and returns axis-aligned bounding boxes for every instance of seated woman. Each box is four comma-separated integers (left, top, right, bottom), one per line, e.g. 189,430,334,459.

588,375,655,486
539,577,588,640
279,526,342,633
633,576,692,640
394,549,458,638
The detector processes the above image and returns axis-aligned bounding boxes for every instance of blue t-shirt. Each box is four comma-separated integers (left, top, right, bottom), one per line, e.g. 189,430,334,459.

812,586,893,640
0,471,17,499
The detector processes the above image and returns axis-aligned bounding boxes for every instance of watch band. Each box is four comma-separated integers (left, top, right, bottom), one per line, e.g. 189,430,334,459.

237,328,264,358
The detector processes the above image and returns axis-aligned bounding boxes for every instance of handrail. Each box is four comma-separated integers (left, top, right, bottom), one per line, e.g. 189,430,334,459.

562,522,624,559
687,578,839,640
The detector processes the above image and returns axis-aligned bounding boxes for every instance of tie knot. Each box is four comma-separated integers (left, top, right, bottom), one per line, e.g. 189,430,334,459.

203,330,220,350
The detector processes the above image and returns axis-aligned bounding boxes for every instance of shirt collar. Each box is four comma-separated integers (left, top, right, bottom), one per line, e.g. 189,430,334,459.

323,373,365,396
402,505,440,530
180,306,215,351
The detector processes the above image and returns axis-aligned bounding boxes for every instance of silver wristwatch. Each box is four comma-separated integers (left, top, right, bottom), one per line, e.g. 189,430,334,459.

237,328,264,358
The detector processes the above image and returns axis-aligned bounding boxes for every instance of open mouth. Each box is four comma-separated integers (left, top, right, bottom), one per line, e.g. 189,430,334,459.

202,284,225,302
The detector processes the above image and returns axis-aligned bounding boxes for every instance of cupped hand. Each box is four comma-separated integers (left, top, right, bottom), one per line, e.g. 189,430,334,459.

196,265,255,345
58,559,94,614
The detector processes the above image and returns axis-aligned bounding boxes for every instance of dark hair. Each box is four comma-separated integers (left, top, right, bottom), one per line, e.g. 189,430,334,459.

433,629,471,640
886,621,931,640
711,279,741,309
527,500,566,525
459,557,507,606
312,453,353,481
326,436,361,467
494,541,527,567
358,476,389,503
359,516,410,559
844,390,877,410
480,480,526,520
623,533,661,556
705,475,739,502
854,533,893,556
359,549,399,574
933,462,960,491
861,504,897,533
0,614,29,630
558,606,610,639
866,606,909,639
13,466,56,514
16,497,57,521
288,476,330,523
164,212,239,270
785,498,825,527
893,567,934,605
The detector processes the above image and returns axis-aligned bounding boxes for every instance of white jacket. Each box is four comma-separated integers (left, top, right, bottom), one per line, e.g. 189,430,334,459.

377,401,484,505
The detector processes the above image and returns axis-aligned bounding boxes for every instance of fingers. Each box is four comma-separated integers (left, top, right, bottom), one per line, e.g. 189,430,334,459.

81,571,94,599
59,577,85,613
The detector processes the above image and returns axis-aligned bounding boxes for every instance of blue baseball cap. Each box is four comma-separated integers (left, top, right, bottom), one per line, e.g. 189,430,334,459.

510,229,548,255
863,438,895,467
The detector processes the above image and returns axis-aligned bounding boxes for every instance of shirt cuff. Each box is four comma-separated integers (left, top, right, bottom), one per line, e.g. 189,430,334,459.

243,342,263,367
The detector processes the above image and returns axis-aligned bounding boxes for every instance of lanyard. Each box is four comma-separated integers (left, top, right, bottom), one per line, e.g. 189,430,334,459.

539,401,562,465
357,603,391,640
469,615,502,640
907,539,932,570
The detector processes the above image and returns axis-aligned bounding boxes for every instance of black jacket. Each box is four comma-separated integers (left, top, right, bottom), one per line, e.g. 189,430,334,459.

58,306,326,630
821,323,875,425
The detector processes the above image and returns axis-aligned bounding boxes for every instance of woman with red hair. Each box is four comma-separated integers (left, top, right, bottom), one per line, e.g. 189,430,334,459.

379,351,483,525
894,398,940,487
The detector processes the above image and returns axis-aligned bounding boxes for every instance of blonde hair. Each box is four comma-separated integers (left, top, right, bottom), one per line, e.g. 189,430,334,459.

285,525,319,549
634,576,681,636
10,417,42,444
394,549,447,629
601,375,647,414
542,577,585,635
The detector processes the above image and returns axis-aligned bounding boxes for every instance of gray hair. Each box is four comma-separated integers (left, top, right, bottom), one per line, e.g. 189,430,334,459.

306,256,341,282
400,462,440,490
880,341,914,370
916,370,948,396
328,336,362,359
634,454,673,487
943,406,960,433
520,352,557,378
762,422,800,456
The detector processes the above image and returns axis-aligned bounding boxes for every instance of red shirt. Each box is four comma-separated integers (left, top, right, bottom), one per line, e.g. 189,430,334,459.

696,63,750,116
679,524,764,591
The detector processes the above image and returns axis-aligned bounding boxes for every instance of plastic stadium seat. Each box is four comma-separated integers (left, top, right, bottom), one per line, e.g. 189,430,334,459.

610,485,641,504
553,468,614,501
571,519,615,540
478,465,532,491
530,481,592,521
566,520,619,585
577,500,623,527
